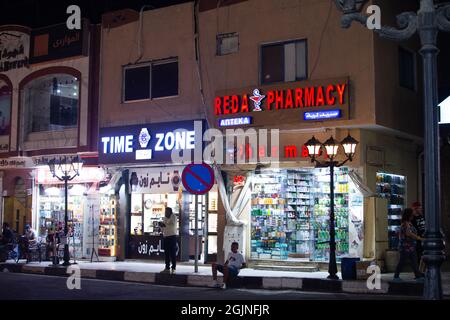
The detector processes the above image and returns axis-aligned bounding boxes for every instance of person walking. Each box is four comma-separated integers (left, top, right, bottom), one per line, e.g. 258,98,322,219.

393,208,425,282
159,207,178,274
411,201,426,262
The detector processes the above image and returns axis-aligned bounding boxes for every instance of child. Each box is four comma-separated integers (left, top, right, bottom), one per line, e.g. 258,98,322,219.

211,242,246,289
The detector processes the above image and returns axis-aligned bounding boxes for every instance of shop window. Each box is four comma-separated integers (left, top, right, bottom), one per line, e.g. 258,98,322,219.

0,80,12,137
217,32,239,56
260,39,307,85
123,58,178,102
21,74,79,133
399,47,416,91
250,167,364,262
152,60,178,98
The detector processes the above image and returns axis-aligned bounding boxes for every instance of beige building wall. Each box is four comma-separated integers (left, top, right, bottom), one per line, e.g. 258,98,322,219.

198,0,377,129
99,2,204,128
373,0,422,138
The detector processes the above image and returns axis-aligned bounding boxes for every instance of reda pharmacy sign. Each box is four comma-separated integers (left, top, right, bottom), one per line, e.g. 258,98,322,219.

99,120,206,165
214,77,350,127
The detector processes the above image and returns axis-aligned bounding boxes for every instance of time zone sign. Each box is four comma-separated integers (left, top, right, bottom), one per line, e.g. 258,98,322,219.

99,120,205,165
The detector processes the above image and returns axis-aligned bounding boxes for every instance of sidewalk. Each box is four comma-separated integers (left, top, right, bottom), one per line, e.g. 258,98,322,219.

1,259,449,297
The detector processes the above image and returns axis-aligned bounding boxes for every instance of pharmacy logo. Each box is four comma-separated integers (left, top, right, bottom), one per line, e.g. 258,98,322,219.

249,89,265,112
139,128,151,148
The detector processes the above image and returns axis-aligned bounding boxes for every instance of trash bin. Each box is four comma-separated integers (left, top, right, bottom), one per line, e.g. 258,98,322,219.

341,257,360,280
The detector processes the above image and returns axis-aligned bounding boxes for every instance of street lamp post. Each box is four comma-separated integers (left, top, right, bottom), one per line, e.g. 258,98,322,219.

48,156,83,267
333,0,449,300
305,135,358,280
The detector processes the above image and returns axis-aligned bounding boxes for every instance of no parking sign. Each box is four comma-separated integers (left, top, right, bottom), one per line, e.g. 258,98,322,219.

181,163,215,195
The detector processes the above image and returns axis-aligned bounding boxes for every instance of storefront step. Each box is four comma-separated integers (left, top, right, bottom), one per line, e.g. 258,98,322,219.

253,265,319,272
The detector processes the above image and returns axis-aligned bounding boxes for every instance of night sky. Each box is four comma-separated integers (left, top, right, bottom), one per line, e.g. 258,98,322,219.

0,0,193,28
0,0,449,97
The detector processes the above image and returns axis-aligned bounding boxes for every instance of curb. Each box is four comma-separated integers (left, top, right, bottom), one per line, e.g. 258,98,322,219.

0,263,434,297
388,281,424,296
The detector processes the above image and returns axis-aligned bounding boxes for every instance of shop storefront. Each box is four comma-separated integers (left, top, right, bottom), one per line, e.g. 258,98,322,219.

212,76,420,268
34,165,107,260
249,167,364,262
98,119,219,262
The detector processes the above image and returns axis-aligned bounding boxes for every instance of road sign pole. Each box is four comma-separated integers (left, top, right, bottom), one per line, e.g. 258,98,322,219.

195,194,199,273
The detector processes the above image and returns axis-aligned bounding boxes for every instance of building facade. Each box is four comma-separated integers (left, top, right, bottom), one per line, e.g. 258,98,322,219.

0,21,102,260
197,0,425,270
98,4,218,262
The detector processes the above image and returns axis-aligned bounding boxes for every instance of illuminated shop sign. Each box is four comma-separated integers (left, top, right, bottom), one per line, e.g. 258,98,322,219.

99,120,205,165
0,30,30,72
219,116,252,127
304,109,342,121
214,83,347,115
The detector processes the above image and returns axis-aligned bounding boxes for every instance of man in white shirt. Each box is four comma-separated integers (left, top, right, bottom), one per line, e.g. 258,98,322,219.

159,207,178,274
211,242,246,289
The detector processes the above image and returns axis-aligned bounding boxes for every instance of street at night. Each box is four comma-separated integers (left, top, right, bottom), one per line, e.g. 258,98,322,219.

1,0,450,313
0,272,411,300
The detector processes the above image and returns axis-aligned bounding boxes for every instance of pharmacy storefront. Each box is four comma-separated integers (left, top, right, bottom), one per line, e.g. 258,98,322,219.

214,78,419,268
248,166,364,262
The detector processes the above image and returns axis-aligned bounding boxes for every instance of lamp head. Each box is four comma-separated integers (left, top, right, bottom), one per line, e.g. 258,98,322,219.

323,136,340,159
334,0,368,14
48,159,56,177
305,136,322,162
71,155,83,176
341,134,359,161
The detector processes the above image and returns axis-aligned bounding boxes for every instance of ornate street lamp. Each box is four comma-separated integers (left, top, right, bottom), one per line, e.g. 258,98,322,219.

305,135,358,280
333,0,449,300
48,155,83,266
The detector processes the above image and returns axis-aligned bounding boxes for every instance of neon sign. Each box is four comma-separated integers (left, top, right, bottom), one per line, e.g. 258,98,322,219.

219,117,252,127
99,120,205,165
304,109,342,121
214,83,347,115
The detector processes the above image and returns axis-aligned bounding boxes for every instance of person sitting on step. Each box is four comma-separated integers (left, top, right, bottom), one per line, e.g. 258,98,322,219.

211,242,246,289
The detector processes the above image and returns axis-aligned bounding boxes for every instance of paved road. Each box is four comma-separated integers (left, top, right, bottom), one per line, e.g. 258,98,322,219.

0,272,413,300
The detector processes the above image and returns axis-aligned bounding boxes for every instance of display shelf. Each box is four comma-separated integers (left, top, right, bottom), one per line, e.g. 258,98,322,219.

376,172,407,250
99,196,118,257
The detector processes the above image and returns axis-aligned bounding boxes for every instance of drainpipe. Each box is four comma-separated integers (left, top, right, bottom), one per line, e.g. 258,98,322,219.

418,150,424,204
136,5,154,64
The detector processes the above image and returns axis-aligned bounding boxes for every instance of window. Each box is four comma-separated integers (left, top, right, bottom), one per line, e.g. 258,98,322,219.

217,33,239,56
123,59,178,102
0,80,12,136
22,74,79,133
261,39,307,85
399,47,416,90
124,66,150,101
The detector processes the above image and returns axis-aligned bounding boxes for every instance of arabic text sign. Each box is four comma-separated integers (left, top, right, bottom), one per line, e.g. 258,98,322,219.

0,30,30,72
303,109,342,121
128,235,181,260
0,157,34,169
36,167,106,184
30,19,88,64
129,166,183,194
182,163,215,195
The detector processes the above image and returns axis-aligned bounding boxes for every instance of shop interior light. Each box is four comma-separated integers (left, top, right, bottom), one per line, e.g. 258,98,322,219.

341,134,359,161
305,136,322,161
439,96,450,124
45,187,61,197
323,136,340,158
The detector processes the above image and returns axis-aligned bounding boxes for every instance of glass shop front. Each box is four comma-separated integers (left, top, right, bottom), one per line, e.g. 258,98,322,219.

250,167,364,262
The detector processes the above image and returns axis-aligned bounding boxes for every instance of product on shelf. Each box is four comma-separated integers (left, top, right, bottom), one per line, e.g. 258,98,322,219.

376,172,406,249
99,196,118,257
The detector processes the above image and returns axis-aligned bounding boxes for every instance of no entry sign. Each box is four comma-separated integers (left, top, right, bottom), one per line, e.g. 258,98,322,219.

182,163,215,195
